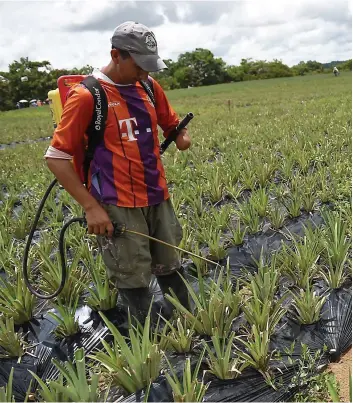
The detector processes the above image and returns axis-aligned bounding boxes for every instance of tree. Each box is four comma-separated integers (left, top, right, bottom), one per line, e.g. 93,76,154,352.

0,52,345,111
306,60,323,72
225,65,245,82
173,66,194,88
152,59,180,89
0,58,94,111
340,59,352,71
174,48,227,87
0,79,12,111
291,61,309,76
264,59,293,78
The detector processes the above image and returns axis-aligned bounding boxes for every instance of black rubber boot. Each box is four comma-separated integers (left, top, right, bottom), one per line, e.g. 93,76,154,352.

118,287,153,326
156,268,191,314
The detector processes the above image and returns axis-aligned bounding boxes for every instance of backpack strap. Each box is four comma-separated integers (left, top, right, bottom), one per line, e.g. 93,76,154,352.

139,77,156,106
81,76,108,186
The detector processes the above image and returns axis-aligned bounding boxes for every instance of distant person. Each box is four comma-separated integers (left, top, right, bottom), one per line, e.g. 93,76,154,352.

333,66,339,77
45,21,191,324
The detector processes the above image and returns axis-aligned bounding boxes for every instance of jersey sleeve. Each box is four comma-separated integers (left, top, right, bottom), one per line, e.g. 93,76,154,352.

49,85,94,156
150,78,179,139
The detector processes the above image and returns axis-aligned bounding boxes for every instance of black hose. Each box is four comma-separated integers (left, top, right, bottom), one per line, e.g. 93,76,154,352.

22,179,85,299
23,178,58,298
57,216,86,294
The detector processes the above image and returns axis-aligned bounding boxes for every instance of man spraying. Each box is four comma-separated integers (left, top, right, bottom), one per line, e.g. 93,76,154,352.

45,21,191,324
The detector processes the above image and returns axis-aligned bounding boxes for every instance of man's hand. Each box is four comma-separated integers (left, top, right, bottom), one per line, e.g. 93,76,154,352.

46,158,114,237
85,204,114,237
175,128,191,151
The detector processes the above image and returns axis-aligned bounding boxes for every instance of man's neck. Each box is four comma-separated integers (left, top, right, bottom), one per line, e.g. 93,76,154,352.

100,64,121,84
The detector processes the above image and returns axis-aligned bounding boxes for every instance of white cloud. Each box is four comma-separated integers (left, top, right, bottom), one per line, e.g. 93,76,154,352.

0,0,351,72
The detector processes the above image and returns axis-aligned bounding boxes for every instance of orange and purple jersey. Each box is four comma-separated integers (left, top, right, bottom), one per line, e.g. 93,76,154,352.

48,72,179,208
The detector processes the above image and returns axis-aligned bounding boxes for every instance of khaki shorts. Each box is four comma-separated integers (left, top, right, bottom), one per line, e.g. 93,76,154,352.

97,198,183,289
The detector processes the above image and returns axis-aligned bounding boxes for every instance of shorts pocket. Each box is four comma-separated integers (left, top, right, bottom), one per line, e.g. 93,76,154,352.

97,234,140,278
167,200,183,246
174,219,183,246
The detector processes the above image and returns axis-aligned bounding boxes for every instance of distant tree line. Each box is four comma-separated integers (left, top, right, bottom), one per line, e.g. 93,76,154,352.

0,52,351,111
0,58,93,111
152,50,352,90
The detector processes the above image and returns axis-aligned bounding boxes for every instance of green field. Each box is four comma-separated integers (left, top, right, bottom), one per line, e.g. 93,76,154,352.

0,72,351,401
1,73,351,220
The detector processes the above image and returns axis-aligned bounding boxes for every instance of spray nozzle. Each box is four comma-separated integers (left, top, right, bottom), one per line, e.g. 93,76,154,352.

112,222,126,237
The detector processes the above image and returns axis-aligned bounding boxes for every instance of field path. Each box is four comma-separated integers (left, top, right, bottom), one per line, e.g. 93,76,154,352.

327,348,352,402
0,136,51,150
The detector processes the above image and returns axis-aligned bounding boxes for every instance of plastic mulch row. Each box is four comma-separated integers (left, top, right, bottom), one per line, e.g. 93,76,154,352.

0,210,351,401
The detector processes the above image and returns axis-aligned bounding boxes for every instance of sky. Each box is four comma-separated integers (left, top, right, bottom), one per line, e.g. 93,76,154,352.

0,0,351,72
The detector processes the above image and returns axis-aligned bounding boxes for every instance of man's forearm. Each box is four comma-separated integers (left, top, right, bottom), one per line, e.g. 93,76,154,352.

46,158,99,211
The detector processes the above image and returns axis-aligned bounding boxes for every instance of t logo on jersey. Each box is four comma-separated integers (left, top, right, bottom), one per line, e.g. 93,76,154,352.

119,117,139,141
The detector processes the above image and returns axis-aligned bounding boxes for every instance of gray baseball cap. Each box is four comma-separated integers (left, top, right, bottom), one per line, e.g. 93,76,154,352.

111,21,167,72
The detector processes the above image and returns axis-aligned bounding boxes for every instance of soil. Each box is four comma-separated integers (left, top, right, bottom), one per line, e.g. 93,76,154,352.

327,348,352,402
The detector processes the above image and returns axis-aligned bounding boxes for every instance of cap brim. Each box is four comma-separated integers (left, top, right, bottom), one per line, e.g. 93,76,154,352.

130,53,167,72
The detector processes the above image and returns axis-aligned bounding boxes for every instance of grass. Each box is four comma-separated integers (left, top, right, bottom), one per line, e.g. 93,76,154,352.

166,267,242,336
0,368,15,402
0,72,351,401
30,348,108,402
0,316,31,360
0,272,35,325
203,329,248,380
0,106,52,144
89,311,162,394
290,282,327,325
164,346,209,402
160,317,195,353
